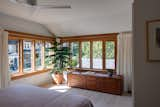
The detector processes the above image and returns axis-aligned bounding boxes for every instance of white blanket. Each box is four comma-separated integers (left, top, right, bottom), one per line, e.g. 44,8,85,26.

0,85,93,107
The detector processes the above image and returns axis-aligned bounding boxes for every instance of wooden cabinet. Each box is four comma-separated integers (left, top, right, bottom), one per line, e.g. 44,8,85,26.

67,72,123,95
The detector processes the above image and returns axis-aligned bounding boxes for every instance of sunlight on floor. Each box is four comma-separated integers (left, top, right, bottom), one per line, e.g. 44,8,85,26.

48,84,71,93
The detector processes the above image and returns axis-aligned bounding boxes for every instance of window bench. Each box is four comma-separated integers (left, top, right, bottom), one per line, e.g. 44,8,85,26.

67,71,123,95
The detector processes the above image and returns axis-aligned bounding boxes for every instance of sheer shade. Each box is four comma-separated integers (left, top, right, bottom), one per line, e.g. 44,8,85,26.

117,32,133,92
0,29,10,88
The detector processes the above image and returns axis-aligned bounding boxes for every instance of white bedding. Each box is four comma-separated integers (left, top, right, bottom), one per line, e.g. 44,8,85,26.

0,85,93,107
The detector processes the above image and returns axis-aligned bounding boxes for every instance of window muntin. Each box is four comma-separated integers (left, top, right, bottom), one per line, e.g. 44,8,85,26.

71,42,79,68
23,40,33,72
35,41,43,70
82,41,90,68
93,41,102,69
8,40,19,73
106,41,115,69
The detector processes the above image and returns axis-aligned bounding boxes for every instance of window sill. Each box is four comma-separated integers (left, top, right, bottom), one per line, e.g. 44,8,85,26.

70,68,106,72
69,68,116,73
11,69,52,80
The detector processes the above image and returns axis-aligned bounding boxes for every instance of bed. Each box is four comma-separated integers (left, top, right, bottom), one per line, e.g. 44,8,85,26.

0,85,93,107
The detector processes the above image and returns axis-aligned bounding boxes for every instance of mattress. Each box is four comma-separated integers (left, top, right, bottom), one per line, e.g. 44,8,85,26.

0,85,93,107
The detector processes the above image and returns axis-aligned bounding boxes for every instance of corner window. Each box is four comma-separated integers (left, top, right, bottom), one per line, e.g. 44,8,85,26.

8,31,54,79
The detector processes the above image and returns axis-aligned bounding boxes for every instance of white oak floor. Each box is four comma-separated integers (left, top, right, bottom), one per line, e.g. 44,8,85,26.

41,84,133,107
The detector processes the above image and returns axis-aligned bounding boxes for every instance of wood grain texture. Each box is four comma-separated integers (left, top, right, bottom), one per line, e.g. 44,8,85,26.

67,72,123,95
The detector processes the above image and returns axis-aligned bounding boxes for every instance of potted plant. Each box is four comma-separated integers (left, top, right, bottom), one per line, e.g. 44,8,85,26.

46,39,71,85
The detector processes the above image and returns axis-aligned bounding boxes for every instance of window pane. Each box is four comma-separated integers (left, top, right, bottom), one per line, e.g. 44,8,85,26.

62,42,69,47
35,41,43,70
106,41,115,69
45,42,53,68
71,42,79,68
8,40,19,73
23,40,33,72
93,41,102,69
82,42,90,68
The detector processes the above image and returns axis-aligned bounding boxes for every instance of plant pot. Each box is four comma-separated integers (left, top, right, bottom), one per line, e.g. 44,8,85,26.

51,73,64,85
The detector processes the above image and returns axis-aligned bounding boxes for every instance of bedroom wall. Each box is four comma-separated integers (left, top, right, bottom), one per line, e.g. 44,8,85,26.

133,0,160,107
0,12,52,36
11,72,52,86
0,12,53,86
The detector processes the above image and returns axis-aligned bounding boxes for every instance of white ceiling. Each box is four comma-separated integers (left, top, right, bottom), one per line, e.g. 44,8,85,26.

0,0,133,37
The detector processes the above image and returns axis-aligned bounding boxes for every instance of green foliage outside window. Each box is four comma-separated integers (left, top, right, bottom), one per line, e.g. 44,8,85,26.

106,41,115,59
93,41,102,58
82,42,90,58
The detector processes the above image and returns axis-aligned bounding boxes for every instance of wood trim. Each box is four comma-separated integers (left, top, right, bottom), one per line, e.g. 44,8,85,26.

69,42,71,61
20,40,23,74
115,39,117,70
102,40,106,70
7,30,55,41
90,41,93,69
60,33,118,42
8,30,55,80
61,33,118,71
73,68,107,72
42,41,45,69
32,40,36,71
11,69,51,80
79,41,82,68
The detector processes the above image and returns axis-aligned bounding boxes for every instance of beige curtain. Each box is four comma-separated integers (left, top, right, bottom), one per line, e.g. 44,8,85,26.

0,29,10,88
117,32,133,92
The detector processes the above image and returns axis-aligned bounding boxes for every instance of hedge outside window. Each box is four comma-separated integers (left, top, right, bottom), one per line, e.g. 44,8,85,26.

106,41,115,69
71,42,79,68
93,41,102,69
82,41,90,68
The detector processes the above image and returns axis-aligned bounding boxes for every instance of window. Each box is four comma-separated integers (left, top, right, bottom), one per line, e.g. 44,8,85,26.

8,40,19,73
23,40,33,72
71,42,79,67
93,41,102,69
35,41,43,70
8,31,54,79
61,33,117,71
82,41,90,68
106,41,115,69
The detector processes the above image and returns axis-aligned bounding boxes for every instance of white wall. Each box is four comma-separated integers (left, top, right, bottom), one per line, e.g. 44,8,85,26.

133,0,160,107
0,12,52,36
11,72,52,86
0,12,53,86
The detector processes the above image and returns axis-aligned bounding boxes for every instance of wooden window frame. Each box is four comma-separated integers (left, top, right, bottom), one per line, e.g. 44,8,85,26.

60,33,118,72
7,30,55,80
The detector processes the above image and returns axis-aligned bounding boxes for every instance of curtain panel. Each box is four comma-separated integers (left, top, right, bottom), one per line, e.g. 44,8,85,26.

0,29,10,88
117,32,133,92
